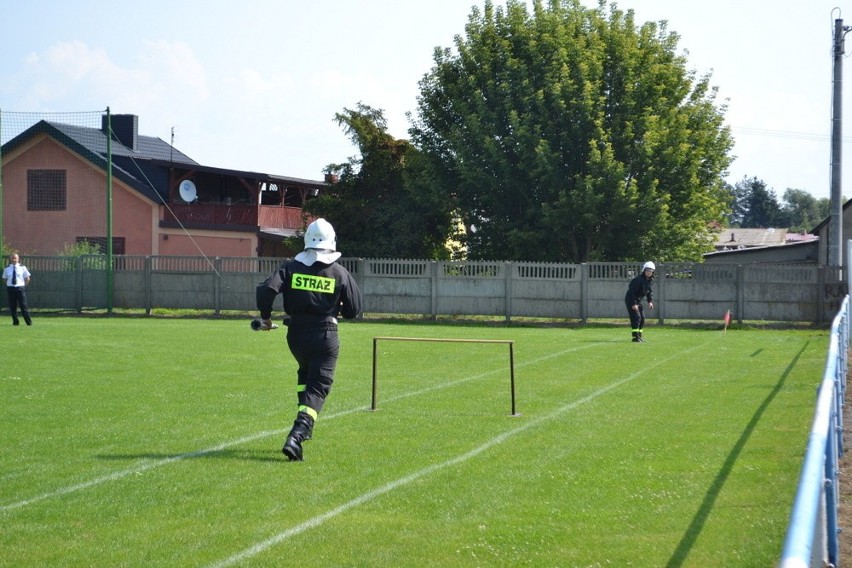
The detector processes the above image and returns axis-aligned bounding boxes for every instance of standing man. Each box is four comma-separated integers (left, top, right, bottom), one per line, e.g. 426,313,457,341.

4,253,32,326
256,218,362,461
625,261,655,342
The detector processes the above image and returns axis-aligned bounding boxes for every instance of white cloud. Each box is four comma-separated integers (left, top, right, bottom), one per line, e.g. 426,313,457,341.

13,39,210,120
139,40,210,102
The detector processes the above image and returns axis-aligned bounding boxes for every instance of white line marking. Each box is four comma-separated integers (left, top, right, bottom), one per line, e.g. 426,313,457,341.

0,431,280,512
0,341,620,513
208,342,708,568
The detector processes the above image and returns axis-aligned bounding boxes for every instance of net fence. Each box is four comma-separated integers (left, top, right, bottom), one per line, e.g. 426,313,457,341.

1,109,113,307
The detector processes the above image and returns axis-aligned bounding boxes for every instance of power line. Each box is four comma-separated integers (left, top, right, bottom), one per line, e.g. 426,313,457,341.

731,126,848,142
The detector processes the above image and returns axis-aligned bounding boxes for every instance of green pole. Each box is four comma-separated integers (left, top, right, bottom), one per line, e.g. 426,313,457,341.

106,108,114,312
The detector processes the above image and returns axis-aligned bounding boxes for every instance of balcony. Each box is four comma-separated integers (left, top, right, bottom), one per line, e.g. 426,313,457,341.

162,203,306,232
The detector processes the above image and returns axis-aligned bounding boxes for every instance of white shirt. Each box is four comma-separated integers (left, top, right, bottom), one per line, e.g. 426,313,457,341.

4,263,30,287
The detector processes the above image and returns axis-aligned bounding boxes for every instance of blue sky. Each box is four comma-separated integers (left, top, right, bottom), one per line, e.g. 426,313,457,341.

0,0,848,199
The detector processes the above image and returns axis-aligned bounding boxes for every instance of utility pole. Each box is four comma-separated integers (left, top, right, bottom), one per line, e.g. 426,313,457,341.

829,18,852,270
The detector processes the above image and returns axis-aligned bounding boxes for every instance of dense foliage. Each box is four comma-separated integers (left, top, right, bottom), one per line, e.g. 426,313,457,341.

729,176,830,232
306,103,456,259
410,0,733,262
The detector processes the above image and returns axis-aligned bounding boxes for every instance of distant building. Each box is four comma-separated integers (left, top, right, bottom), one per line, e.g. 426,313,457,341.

713,227,788,251
1,113,326,257
811,198,852,267
705,227,820,264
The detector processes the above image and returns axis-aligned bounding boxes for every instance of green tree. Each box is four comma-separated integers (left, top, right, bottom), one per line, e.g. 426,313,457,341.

306,103,454,259
410,0,733,262
781,188,830,232
730,176,782,228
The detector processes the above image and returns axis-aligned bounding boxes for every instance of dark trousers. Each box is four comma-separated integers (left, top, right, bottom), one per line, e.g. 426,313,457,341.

286,328,340,416
7,286,32,325
626,302,645,332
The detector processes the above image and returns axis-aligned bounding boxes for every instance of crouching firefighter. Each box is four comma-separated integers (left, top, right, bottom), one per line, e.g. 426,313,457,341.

256,218,362,461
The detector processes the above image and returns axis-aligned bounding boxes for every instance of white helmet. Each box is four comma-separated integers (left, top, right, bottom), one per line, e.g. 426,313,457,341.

304,218,336,251
642,261,656,272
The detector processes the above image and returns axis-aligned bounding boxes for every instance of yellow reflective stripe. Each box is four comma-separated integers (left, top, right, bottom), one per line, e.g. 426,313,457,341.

296,384,306,392
299,405,318,420
292,274,336,294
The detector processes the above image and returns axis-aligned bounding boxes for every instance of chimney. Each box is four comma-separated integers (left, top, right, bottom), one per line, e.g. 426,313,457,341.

102,114,138,151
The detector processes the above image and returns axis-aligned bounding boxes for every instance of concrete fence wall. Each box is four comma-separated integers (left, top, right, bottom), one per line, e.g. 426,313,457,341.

16,256,847,323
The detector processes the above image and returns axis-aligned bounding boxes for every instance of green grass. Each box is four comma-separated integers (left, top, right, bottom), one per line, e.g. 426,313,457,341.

0,317,829,567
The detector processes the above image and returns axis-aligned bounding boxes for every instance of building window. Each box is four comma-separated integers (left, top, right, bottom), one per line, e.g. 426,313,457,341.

27,169,66,211
76,237,126,255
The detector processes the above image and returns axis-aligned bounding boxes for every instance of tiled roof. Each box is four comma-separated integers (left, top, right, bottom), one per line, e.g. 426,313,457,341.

1,119,199,203
47,120,197,164
1,117,327,204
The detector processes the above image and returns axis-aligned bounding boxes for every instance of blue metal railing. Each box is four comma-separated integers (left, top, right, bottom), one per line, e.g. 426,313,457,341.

779,295,849,568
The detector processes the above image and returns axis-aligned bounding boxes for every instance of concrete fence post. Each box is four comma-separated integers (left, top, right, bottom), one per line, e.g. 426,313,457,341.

505,261,513,323
213,257,222,315
430,261,439,320
75,256,83,313
144,256,152,315
736,264,745,323
656,262,665,324
356,258,367,320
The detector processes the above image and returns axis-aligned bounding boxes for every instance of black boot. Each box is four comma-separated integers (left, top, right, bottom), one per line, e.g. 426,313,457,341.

282,412,314,461
637,331,644,342
632,331,640,342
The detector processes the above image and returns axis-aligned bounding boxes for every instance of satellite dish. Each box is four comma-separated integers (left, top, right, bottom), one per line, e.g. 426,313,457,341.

178,180,197,203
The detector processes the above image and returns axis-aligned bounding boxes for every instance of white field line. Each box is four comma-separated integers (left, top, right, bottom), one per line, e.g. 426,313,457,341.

208,341,708,568
0,341,604,513
0,431,282,512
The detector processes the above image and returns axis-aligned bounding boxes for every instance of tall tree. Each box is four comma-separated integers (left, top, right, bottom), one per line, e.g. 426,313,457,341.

730,176,782,228
305,103,454,259
410,0,733,262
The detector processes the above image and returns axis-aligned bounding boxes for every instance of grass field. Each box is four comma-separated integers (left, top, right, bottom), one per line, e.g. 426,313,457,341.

0,317,830,567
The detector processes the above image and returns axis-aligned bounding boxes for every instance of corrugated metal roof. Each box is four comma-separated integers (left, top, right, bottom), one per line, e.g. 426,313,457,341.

715,228,787,249
785,232,819,243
